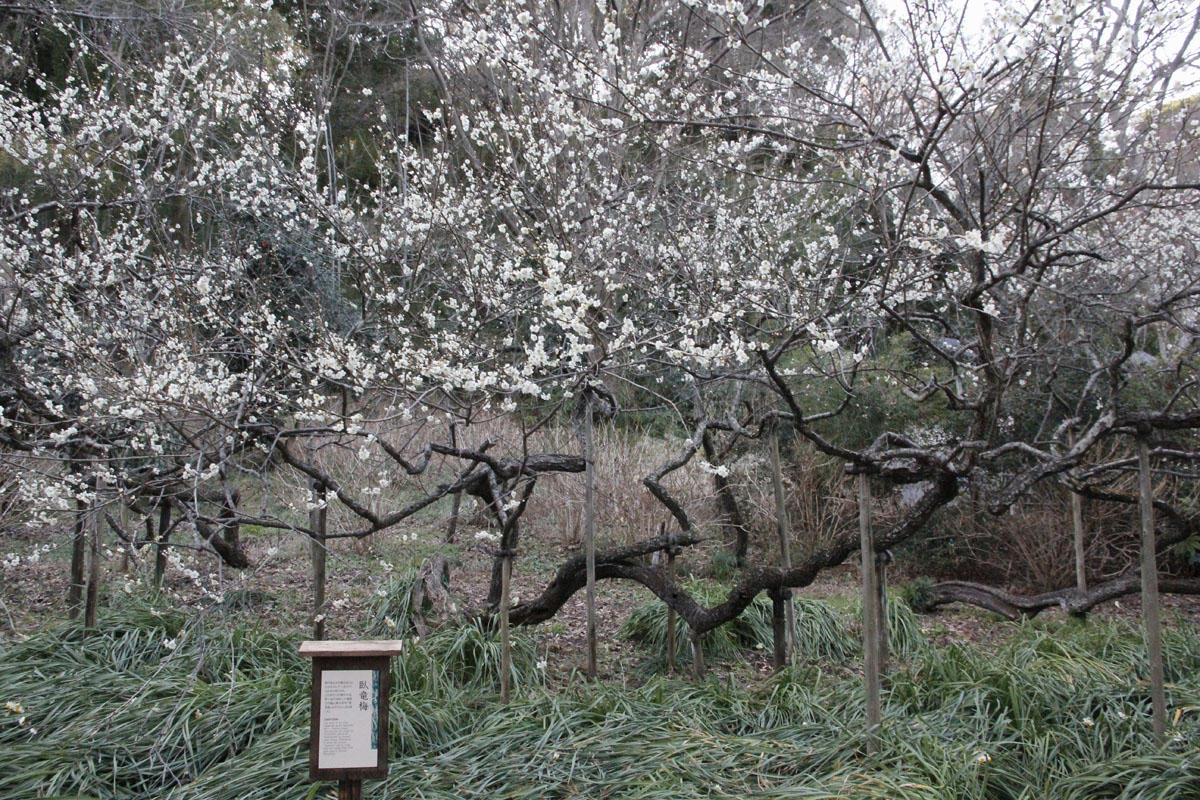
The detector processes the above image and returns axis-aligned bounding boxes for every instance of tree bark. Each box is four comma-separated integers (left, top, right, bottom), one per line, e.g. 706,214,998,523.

702,429,748,566
503,472,958,634
922,574,1200,619
190,504,250,568
445,489,462,543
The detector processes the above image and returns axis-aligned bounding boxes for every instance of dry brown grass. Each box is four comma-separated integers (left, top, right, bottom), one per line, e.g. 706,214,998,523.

276,414,721,554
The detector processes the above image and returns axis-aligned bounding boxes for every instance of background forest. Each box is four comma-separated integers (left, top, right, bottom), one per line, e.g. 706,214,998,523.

2,0,1200,797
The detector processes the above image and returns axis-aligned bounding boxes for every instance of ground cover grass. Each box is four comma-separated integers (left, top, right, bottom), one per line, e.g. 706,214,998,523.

2,591,1197,800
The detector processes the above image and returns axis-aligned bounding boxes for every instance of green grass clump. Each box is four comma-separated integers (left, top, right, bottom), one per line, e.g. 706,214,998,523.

619,579,777,667
364,567,422,637
790,596,856,662
416,620,543,693
0,594,308,800
2,592,1197,800
845,592,930,660
620,585,915,667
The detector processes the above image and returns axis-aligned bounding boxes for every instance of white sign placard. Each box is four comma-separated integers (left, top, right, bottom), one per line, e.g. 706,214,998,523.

318,669,379,769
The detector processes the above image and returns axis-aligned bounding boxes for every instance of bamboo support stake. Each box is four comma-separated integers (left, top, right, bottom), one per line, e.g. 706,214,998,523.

1137,435,1166,745
858,472,881,748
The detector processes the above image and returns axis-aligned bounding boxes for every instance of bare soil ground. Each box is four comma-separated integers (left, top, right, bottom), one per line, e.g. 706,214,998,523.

3,521,1198,682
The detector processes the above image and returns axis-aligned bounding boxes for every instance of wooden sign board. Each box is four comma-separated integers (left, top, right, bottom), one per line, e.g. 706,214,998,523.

301,640,405,782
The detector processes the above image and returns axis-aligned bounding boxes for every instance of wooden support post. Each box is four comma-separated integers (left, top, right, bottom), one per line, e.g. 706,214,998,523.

84,507,101,629
1072,490,1088,593
119,502,131,572
446,490,462,544
154,501,171,588
310,482,328,641
582,393,598,679
666,538,677,673
875,551,889,676
68,497,87,619
445,423,461,544
858,472,881,749
1137,435,1167,745
337,778,362,800
770,587,787,671
770,434,794,665
84,480,103,631
1070,432,1088,594
500,547,512,704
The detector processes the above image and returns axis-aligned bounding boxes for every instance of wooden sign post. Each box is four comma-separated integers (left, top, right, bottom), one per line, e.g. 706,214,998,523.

300,640,405,800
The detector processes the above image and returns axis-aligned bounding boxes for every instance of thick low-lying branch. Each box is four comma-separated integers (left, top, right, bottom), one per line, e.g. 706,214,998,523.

506,532,702,626
505,472,959,634
923,574,1200,620
924,485,1200,619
